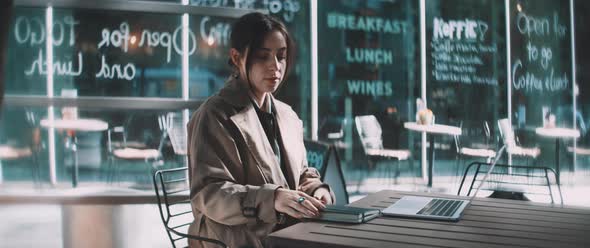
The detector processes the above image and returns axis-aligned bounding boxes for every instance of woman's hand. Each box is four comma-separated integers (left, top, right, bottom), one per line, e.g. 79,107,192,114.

274,188,325,219
313,187,333,205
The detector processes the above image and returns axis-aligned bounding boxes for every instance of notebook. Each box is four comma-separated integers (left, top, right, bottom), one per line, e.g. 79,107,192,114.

310,205,381,224
382,145,507,222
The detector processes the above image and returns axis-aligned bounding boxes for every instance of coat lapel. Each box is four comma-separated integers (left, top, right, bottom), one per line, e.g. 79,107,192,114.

221,78,289,187
230,106,282,184
274,99,303,188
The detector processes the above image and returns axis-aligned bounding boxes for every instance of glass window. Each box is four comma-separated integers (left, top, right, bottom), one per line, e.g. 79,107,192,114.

510,0,572,129
7,8,184,98
509,0,572,172
316,0,419,165
1,2,312,187
426,0,507,157
5,7,46,95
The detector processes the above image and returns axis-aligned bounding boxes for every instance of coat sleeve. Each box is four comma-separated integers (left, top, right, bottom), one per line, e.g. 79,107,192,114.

188,106,280,226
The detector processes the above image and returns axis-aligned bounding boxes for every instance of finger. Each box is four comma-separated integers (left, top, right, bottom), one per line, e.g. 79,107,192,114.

300,198,320,215
303,194,326,209
288,205,311,219
291,200,317,218
284,206,304,219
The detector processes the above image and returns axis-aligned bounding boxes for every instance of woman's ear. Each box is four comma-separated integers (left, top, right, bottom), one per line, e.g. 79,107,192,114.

229,48,242,68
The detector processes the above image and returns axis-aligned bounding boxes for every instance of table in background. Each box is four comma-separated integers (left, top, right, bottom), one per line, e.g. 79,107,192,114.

535,127,580,185
0,186,185,248
266,190,590,248
404,122,462,187
41,119,109,187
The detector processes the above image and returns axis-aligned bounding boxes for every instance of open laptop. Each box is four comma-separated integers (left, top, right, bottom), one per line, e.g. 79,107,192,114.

382,145,506,221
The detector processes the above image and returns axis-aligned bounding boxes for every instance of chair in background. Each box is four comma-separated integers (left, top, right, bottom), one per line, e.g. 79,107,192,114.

153,167,227,248
106,114,170,185
354,115,413,186
458,161,563,204
0,110,42,184
318,116,347,149
498,118,540,165
166,113,187,162
453,121,497,178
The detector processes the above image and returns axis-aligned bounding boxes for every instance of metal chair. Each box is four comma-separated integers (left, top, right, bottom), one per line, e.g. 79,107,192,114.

106,114,169,185
458,161,563,205
354,115,413,186
166,112,187,157
153,167,227,248
498,118,540,165
453,121,497,178
0,110,42,184
319,116,348,149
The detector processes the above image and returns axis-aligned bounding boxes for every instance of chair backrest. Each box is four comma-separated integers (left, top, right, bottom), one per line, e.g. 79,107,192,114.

157,114,173,154
153,167,227,248
24,109,42,151
498,118,516,147
483,121,492,139
107,114,172,153
354,115,384,152
454,121,494,152
457,161,563,205
453,121,464,152
165,113,187,156
319,117,346,140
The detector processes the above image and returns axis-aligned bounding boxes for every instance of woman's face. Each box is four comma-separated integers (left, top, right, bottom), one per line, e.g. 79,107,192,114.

237,30,287,98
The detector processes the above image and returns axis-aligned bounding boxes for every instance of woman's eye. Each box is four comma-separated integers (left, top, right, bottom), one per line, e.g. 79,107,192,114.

256,54,269,60
255,52,285,61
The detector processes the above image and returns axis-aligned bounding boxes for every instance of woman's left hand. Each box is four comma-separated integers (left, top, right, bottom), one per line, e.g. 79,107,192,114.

313,187,333,205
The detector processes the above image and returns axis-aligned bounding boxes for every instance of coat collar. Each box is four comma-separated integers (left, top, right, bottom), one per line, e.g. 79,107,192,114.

218,76,252,108
223,77,302,188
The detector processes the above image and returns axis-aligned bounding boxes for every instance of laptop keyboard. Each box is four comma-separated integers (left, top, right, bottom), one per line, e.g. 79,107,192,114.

417,198,463,217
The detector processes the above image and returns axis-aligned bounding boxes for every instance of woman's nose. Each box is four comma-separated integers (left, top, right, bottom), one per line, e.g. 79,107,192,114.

269,56,280,71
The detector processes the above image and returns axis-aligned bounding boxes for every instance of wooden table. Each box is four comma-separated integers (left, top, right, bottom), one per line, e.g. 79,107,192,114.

404,122,462,187
535,127,580,185
266,190,590,248
41,119,109,187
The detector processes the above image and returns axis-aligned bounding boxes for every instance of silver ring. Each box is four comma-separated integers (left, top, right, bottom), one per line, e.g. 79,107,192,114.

297,197,305,204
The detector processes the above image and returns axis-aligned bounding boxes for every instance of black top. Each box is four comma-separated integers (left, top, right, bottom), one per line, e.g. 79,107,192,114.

251,98,292,189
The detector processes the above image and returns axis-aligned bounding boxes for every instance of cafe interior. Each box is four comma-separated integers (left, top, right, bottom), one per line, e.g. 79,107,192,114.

1,0,590,247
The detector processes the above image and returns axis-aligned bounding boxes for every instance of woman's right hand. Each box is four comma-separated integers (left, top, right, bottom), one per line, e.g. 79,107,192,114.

274,188,325,219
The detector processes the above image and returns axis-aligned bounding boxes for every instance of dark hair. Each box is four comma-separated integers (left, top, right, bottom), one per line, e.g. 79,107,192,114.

229,12,294,84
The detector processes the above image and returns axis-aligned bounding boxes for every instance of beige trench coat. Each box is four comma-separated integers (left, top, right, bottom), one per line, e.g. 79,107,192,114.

187,77,333,248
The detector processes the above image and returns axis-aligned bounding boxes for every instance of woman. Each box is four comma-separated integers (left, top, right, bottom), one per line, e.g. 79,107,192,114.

187,12,334,248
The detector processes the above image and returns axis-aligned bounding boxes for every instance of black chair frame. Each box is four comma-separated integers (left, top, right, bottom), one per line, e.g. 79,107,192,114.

153,167,227,248
458,161,563,205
